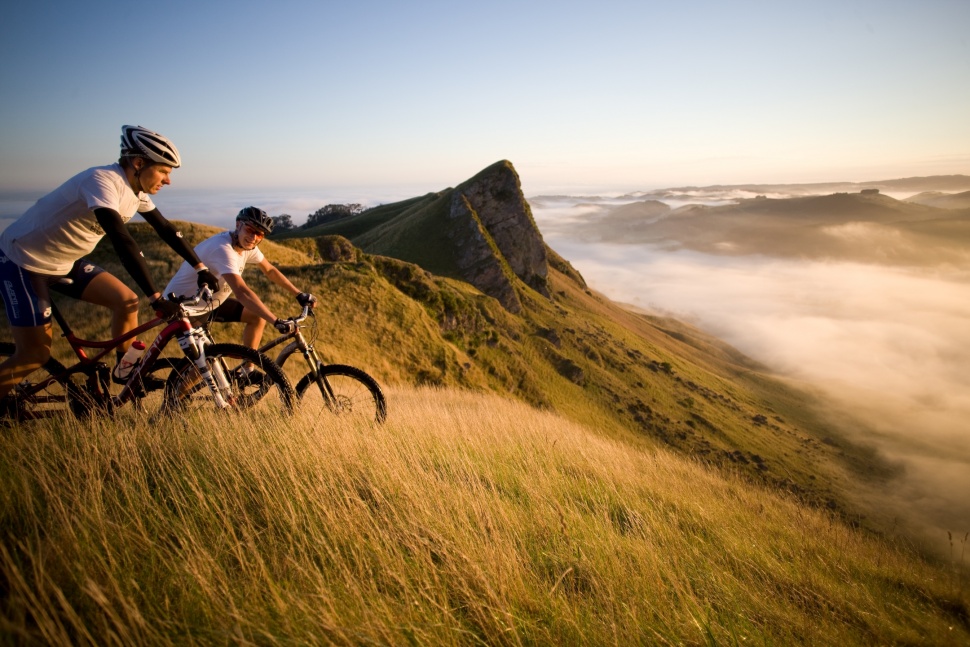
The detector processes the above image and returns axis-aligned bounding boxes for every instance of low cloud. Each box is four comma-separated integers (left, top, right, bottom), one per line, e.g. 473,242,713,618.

539,209,970,553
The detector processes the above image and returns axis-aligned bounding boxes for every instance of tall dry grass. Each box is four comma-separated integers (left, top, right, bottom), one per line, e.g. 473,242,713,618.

1,387,967,645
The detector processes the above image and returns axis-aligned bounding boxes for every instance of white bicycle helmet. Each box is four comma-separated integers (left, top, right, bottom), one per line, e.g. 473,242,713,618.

120,125,182,168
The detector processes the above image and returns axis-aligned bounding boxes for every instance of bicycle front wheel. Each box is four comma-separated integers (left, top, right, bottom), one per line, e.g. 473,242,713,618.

163,343,295,415
296,364,387,424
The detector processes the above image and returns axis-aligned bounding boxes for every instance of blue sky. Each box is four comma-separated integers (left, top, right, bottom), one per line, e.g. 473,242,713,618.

1,0,967,196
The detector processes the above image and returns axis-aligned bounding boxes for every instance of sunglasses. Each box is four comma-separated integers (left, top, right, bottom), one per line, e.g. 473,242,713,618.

241,223,266,238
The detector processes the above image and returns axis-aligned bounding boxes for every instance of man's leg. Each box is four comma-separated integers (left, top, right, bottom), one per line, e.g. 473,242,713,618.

0,261,56,401
78,272,140,353
0,324,54,400
239,307,266,350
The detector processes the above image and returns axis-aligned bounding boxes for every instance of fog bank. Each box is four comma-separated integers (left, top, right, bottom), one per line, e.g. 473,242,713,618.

537,209,970,553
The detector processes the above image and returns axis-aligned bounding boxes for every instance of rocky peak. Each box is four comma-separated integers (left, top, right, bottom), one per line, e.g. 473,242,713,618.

446,161,549,312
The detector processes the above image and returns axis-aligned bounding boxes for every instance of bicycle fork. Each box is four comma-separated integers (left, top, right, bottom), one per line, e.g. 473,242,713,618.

300,345,341,412
178,327,234,409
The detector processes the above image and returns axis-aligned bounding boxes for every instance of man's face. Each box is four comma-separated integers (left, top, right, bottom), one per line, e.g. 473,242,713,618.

235,221,266,250
135,162,174,194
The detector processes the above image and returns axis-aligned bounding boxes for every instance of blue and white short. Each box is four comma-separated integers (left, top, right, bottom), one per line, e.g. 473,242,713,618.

0,254,105,327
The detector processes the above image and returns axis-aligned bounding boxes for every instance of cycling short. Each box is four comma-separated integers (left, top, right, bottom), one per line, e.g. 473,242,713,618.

0,255,106,327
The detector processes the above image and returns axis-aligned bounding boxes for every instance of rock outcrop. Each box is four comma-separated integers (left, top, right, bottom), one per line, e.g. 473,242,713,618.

446,161,549,312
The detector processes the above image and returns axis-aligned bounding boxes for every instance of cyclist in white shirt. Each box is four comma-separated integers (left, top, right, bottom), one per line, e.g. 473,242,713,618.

164,207,316,383
0,125,219,404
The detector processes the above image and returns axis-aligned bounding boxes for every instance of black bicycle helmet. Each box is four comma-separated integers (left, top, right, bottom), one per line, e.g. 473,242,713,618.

236,206,274,235
120,125,182,167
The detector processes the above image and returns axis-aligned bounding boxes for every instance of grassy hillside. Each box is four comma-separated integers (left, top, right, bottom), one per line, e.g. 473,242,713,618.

1,390,967,645
25,220,917,545
3,209,970,642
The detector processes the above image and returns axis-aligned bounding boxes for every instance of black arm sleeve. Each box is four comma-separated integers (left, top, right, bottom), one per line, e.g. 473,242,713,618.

139,208,202,267
93,208,158,297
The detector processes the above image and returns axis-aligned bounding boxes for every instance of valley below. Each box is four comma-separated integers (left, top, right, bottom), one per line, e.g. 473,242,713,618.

529,178,970,554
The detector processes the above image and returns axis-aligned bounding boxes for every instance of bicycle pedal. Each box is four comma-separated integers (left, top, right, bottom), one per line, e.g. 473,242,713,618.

231,368,264,387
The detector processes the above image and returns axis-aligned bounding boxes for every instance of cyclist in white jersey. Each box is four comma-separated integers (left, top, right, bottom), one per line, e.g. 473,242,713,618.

164,207,316,382
0,126,219,405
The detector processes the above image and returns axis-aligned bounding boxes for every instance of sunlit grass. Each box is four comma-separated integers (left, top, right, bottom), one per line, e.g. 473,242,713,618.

1,387,967,645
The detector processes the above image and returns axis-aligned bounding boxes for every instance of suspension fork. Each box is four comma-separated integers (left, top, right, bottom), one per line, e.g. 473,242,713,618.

299,341,339,407
178,326,234,409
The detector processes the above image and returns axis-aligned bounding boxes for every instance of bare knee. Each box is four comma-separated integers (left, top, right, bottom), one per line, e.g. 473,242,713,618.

115,290,140,316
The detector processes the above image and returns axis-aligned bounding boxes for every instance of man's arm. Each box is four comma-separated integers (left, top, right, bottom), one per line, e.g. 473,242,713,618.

140,209,219,290
257,259,302,297
221,272,278,323
139,208,204,269
93,207,158,298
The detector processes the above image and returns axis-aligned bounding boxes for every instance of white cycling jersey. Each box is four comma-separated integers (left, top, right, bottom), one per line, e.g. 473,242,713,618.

164,231,264,314
0,163,155,275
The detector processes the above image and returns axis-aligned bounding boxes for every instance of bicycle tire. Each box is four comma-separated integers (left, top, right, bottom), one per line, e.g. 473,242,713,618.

295,364,387,424
0,342,86,420
163,343,295,415
131,357,181,412
242,340,302,404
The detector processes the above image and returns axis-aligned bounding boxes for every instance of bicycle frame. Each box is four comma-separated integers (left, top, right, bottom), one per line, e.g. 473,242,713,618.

17,287,234,416
255,308,323,378
252,310,347,409
17,302,171,414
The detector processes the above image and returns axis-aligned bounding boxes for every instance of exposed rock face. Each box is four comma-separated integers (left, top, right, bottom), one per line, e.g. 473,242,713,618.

446,161,549,312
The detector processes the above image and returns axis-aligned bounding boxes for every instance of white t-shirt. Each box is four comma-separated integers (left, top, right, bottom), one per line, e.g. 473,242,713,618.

0,163,155,275
164,231,264,314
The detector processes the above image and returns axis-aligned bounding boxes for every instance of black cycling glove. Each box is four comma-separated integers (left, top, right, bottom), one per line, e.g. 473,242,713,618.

274,318,297,334
197,267,219,291
151,296,180,319
296,292,317,308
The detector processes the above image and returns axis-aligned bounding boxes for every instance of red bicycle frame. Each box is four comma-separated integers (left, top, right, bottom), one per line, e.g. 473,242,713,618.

47,302,191,409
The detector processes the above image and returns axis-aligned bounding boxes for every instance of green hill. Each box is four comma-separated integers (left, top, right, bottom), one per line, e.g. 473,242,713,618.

63,166,907,536
2,163,969,643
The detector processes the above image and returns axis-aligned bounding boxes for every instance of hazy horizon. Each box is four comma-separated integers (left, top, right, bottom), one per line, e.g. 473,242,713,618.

2,2,968,193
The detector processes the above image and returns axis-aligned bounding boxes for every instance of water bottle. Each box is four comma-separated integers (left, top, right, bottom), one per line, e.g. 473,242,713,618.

115,340,146,380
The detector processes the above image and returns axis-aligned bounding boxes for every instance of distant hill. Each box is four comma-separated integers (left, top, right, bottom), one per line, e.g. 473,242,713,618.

570,190,970,265
905,189,970,209
639,174,970,198
280,160,552,313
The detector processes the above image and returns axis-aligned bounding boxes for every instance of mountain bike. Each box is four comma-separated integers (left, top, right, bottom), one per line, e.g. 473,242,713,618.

0,286,294,422
201,304,386,424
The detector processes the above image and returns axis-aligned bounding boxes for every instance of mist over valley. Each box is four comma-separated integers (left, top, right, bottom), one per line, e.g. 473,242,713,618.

531,175,970,548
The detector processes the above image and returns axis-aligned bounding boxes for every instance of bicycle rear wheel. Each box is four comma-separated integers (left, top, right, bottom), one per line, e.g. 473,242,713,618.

295,364,387,424
0,342,85,420
163,343,295,415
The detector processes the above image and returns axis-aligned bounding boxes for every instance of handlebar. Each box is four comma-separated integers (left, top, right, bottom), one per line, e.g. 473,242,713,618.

173,284,215,306
157,285,215,319
275,305,314,330
290,305,313,325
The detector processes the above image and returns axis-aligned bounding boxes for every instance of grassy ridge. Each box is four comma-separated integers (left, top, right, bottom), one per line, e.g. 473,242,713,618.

36,222,921,536
2,390,967,645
